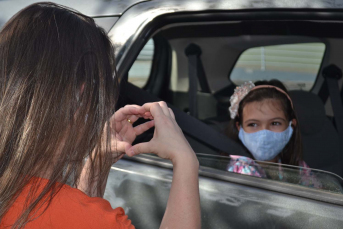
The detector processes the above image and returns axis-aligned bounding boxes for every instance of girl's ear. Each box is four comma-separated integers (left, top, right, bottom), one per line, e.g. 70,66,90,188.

291,118,297,128
236,122,240,131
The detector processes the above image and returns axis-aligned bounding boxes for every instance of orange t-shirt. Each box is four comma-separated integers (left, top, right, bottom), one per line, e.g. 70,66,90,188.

1,178,135,229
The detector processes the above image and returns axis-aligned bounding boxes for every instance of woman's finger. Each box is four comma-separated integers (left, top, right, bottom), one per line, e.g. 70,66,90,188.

143,112,153,119
169,108,176,120
125,115,140,125
127,142,154,157
134,120,155,136
159,101,170,117
142,103,164,120
113,141,132,154
114,105,146,122
140,102,157,113
124,111,153,125
141,102,168,118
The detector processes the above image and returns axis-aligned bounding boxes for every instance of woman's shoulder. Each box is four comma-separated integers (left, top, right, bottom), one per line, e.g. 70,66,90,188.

49,184,135,229
2,180,135,229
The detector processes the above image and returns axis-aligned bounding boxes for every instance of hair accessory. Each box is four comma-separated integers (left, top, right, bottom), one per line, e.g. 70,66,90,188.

229,82,294,119
252,85,294,109
229,81,255,119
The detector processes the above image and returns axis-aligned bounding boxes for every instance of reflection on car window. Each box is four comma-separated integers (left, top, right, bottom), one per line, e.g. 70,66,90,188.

128,39,154,88
258,162,343,193
230,43,325,91
197,154,343,194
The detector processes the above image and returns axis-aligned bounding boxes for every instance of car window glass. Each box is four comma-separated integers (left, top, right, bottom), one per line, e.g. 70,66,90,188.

196,154,343,194
128,39,154,88
230,43,325,91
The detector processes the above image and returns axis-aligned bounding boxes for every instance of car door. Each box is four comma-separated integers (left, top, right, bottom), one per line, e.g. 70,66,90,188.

105,1,343,228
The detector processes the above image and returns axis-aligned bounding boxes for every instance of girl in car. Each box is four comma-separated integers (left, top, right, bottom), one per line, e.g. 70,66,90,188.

0,3,200,228
226,80,321,188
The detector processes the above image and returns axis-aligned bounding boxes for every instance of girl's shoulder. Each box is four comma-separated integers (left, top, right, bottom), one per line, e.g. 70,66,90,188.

227,155,266,178
298,160,322,188
299,160,310,169
227,156,323,189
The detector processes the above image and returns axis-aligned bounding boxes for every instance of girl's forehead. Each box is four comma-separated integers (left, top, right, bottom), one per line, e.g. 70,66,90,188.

242,99,286,120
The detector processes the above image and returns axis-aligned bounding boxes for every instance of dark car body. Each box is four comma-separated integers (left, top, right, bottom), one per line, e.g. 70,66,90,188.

2,1,343,228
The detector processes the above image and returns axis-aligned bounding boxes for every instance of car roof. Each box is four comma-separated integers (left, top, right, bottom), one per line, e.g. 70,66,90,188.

1,0,342,24
0,0,149,28
2,0,343,71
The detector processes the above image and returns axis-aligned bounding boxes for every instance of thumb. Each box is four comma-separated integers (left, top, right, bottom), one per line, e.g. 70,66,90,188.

115,141,132,153
127,142,153,157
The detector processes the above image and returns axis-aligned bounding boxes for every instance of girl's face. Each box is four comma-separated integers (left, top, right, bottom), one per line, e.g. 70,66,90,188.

237,99,296,133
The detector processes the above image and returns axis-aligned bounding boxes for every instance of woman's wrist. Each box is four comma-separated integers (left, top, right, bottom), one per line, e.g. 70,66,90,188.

171,150,199,170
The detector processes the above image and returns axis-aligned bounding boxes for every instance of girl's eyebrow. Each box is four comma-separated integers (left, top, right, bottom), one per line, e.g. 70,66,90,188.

269,117,287,121
244,119,260,124
244,117,287,124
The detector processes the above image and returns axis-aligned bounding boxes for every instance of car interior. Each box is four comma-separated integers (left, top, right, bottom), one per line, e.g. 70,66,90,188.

94,9,343,228
120,16,343,184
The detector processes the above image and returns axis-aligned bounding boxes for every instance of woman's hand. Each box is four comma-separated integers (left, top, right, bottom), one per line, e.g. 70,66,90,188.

127,102,197,165
78,105,154,197
108,105,154,163
125,102,200,229
85,102,200,229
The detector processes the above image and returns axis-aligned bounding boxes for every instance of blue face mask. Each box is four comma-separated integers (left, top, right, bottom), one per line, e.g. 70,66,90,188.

238,123,293,161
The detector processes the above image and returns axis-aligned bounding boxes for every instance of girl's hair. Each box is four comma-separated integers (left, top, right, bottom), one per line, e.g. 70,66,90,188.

0,2,118,228
226,79,303,166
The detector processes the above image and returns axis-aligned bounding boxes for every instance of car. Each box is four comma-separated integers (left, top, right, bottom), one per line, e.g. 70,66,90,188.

2,1,343,228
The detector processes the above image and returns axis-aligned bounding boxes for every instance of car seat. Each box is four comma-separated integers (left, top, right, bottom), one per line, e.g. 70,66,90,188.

290,90,342,177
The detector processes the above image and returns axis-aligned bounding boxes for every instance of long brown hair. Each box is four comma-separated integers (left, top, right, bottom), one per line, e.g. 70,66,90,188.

0,2,118,228
226,80,303,166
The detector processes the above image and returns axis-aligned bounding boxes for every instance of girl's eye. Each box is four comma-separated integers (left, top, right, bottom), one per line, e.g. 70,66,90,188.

247,123,257,127
271,122,281,126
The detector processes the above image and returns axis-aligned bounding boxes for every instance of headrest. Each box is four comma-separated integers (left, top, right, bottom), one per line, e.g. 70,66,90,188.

289,90,326,135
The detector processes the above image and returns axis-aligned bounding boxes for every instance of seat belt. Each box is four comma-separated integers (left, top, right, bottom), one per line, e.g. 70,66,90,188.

318,79,330,104
124,82,249,157
322,65,343,136
185,43,211,118
185,43,211,93
322,65,343,175
319,66,343,106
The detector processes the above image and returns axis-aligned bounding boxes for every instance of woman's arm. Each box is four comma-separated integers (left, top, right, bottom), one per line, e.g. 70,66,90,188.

129,102,201,229
78,102,201,228
160,154,200,229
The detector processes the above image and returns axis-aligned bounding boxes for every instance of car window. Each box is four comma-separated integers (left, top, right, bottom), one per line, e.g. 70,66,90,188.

196,154,343,194
128,39,154,88
230,43,326,91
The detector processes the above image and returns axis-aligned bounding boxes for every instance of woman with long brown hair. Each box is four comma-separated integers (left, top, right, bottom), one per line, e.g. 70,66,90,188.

0,3,200,228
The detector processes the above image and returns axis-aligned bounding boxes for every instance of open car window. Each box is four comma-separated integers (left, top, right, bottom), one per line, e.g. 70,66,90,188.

197,154,343,194
125,20,343,190
230,43,326,91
